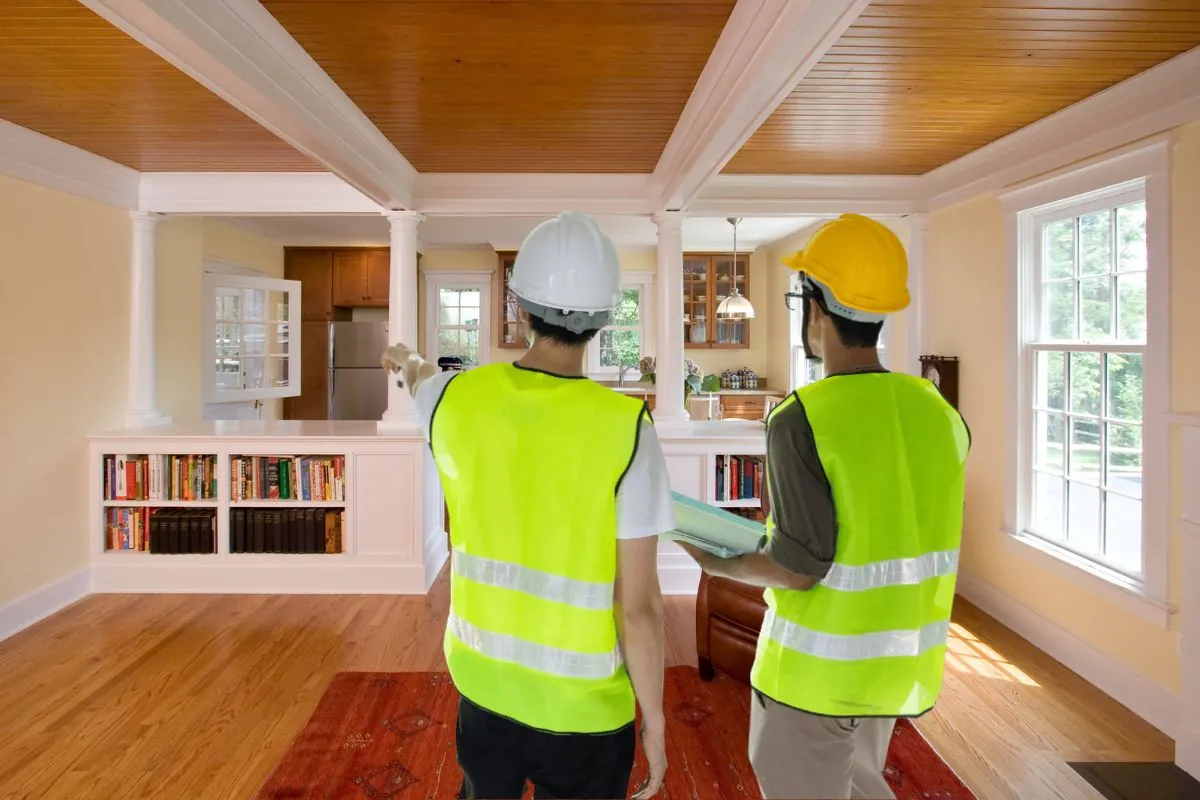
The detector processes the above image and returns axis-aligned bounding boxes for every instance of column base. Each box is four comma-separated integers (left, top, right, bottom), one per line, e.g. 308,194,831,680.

377,414,422,435
124,411,172,429
652,413,694,436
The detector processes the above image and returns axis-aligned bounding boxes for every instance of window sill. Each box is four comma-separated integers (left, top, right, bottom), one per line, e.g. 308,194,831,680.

1000,528,1176,628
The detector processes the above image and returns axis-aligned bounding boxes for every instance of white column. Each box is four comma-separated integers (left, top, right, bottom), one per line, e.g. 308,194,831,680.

903,213,928,377
125,211,170,428
1179,426,1200,780
379,211,424,433
652,212,690,430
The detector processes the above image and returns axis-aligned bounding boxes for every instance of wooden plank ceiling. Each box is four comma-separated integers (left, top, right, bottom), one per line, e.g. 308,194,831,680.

0,0,318,172
725,0,1200,175
261,0,734,173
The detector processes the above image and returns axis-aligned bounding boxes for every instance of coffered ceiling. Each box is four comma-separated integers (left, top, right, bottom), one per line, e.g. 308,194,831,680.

724,0,1200,175
259,0,735,173
0,0,319,172
0,0,1198,195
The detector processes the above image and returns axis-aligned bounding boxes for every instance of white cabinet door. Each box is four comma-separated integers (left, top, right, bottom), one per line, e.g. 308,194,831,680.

354,452,418,559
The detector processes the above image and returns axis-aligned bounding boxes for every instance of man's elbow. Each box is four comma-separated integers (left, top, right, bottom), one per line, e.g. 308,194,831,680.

780,570,818,591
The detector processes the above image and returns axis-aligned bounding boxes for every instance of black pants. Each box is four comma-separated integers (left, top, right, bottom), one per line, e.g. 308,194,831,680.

456,695,636,799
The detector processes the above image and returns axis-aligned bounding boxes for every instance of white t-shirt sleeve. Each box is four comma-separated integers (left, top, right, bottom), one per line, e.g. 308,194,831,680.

413,370,458,441
616,420,677,540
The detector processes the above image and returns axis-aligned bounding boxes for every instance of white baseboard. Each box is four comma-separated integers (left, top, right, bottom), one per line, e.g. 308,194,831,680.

0,568,92,643
424,535,449,592
658,554,701,596
956,570,1179,738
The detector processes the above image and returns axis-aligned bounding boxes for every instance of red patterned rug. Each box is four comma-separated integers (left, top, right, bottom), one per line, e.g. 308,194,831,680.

255,668,976,799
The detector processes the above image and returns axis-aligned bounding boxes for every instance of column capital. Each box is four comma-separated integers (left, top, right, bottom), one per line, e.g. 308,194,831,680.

384,210,425,230
130,211,166,227
651,211,685,232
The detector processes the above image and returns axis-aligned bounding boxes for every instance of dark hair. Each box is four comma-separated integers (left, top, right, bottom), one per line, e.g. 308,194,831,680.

528,314,600,347
810,288,882,350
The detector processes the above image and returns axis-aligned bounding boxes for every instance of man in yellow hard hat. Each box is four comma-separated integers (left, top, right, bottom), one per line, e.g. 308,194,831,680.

383,211,671,800
678,213,970,799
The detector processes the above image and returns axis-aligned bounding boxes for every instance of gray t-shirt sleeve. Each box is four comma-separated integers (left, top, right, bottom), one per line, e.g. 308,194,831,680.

763,400,837,580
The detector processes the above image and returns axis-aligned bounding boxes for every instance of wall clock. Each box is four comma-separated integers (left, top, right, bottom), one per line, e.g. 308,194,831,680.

919,355,959,409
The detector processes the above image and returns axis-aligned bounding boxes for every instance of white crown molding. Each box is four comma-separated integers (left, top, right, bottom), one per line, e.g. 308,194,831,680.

0,119,139,209
652,0,869,212
78,0,417,209
139,172,383,214
414,173,655,215
208,216,285,243
690,174,922,216
924,45,1200,211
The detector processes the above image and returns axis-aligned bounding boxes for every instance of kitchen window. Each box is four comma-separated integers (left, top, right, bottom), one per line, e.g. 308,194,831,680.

424,271,492,368
201,271,301,405
589,273,654,377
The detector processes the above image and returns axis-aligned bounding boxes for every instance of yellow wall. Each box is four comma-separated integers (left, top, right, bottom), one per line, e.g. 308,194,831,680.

155,218,285,423
924,124,1200,693
0,174,130,606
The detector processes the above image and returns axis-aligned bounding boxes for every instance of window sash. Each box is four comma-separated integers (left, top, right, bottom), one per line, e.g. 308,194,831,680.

588,278,651,375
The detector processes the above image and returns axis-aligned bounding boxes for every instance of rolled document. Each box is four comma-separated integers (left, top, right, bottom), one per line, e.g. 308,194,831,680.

662,491,767,558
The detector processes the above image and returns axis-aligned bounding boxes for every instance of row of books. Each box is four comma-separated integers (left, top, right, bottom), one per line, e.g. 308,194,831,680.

728,506,767,524
230,455,346,502
716,454,764,503
104,454,218,501
230,507,343,554
105,507,216,553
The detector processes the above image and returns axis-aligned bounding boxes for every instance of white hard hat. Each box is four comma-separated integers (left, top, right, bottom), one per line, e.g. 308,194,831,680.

510,212,622,313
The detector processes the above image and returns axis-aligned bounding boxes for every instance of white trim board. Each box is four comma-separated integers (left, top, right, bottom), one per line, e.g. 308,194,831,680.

0,568,92,643
0,119,139,210
956,571,1178,739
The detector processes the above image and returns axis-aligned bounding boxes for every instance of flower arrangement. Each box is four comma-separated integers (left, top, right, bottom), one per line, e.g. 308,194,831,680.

639,356,704,397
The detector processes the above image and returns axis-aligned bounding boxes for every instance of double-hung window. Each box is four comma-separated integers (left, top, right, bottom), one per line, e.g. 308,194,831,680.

588,273,653,377
424,271,492,368
1006,138,1170,616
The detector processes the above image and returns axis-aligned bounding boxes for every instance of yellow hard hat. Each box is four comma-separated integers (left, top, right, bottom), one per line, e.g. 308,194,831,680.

781,213,910,315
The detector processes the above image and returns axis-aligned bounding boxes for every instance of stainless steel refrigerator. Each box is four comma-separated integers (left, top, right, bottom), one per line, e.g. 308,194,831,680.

329,321,390,420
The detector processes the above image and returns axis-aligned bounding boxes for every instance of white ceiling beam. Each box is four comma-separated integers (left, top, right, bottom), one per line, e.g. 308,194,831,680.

0,119,140,209
414,174,655,216
79,0,417,210
139,173,385,214
650,0,869,213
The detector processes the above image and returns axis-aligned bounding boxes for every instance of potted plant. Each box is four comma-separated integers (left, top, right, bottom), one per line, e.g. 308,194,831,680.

639,357,705,400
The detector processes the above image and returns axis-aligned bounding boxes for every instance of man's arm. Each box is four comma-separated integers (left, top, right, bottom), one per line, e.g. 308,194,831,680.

382,343,439,397
679,401,836,591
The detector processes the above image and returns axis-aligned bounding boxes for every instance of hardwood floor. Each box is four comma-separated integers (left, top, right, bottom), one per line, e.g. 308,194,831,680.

0,581,1172,800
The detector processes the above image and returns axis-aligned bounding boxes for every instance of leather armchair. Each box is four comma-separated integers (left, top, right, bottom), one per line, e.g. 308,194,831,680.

696,571,768,685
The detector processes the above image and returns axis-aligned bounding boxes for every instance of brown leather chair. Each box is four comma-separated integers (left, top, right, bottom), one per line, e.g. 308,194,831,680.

696,571,768,685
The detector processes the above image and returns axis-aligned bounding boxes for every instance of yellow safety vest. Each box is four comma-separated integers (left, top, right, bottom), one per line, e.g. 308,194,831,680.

751,373,969,717
430,363,647,733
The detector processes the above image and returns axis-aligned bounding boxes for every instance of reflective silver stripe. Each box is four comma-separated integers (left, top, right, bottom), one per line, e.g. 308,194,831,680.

448,613,622,679
763,608,949,661
820,550,959,593
453,550,612,611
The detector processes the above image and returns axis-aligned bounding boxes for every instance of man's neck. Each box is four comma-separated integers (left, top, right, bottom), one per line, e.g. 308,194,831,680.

516,339,586,377
821,347,883,376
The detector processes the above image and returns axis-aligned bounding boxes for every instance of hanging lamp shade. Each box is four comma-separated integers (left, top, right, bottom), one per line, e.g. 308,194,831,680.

716,216,755,320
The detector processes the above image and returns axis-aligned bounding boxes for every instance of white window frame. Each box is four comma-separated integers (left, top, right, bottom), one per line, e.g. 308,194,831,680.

201,268,301,406
588,272,655,378
1001,136,1174,626
423,270,492,368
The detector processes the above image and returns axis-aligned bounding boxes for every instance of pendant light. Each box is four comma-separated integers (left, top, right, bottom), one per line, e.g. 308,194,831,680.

716,216,755,319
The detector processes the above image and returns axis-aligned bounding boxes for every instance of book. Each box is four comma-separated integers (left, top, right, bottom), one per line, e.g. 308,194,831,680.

662,491,767,558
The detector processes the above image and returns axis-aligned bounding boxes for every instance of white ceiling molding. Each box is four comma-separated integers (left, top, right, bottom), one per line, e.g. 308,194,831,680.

78,0,417,210
414,174,655,216
650,0,870,212
139,173,384,214
690,174,922,216
923,45,1200,211
0,119,139,209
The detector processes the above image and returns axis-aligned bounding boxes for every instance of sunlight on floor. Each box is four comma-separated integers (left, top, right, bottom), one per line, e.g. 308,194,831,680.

945,621,1041,687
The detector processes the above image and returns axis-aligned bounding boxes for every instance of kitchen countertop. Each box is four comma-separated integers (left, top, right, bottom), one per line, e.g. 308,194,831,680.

606,385,781,397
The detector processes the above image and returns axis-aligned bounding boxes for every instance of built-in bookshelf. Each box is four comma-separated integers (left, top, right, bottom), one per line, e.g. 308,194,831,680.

714,454,764,508
229,454,346,504
229,507,344,554
102,453,218,504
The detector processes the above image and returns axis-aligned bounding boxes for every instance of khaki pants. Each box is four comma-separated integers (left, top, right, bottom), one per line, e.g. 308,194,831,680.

748,690,896,800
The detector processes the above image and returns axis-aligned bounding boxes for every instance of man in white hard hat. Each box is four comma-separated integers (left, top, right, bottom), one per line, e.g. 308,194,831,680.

383,211,672,800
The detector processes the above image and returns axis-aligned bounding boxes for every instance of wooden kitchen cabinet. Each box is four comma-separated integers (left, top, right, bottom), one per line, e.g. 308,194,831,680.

720,394,767,420
683,253,750,349
283,320,331,420
496,251,523,349
333,248,390,307
285,248,335,321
